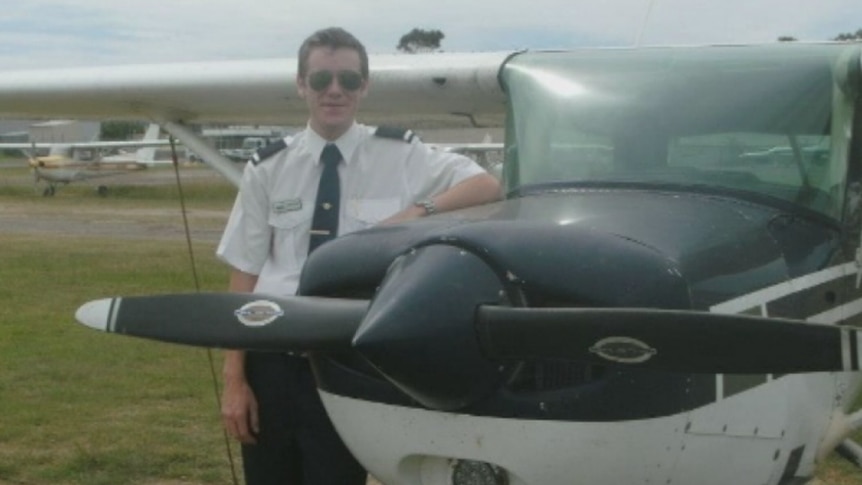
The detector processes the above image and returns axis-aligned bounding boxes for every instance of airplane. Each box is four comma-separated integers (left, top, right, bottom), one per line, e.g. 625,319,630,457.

429,141,504,176
0,123,177,196
739,145,831,167
2,41,862,485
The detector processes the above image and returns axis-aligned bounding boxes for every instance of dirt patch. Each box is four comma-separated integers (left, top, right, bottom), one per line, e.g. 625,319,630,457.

0,202,228,242
0,167,230,242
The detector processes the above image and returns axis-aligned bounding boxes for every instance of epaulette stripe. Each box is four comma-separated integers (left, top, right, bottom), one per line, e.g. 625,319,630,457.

251,138,288,165
375,126,415,143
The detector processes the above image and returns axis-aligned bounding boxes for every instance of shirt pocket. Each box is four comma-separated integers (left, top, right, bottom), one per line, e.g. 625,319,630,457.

344,197,402,234
268,207,313,272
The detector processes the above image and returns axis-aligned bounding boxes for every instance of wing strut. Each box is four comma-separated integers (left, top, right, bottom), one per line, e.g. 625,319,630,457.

157,120,242,187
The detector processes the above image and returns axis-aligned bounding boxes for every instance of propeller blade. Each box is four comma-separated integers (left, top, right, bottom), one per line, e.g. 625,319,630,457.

477,306,860,374
75,293,367,352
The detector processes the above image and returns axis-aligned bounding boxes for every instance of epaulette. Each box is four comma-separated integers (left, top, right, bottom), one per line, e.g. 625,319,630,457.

251,138,289,165
374,126,417,143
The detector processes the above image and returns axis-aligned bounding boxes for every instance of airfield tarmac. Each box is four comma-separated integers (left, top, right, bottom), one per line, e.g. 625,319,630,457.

0,163,230,242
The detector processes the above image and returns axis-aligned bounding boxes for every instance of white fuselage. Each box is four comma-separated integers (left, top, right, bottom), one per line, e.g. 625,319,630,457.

32,160,146,185
322,372,861,485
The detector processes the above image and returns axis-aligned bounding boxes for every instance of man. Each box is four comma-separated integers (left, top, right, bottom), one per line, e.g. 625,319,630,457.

216,27,501,485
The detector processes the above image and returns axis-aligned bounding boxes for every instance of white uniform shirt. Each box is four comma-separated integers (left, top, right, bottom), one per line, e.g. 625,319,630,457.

217,122,487,297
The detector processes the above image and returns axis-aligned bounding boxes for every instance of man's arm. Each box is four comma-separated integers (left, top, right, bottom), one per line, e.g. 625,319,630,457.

222,269,260,444
382,172,501,224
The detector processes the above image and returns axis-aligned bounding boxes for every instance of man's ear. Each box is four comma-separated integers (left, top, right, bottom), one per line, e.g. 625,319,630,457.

296,75,307,99
359,78,370,98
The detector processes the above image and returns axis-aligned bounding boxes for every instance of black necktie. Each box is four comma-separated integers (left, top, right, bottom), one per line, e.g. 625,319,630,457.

309,144,342,254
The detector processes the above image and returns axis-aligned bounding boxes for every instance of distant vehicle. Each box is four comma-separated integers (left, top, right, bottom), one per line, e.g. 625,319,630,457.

220,136,275,162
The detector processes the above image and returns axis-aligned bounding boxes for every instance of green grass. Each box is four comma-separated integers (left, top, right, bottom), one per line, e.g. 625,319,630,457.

0,173,242,485
0,234,241,485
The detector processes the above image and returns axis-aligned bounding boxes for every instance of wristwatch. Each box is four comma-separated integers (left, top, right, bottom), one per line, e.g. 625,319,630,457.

414,198,437,215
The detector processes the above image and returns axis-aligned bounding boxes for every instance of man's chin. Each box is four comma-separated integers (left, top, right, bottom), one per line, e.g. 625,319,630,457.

315,118,353,138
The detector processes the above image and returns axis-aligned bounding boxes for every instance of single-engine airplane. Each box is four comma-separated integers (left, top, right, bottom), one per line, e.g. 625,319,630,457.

3,42,862,485
0,123,176,196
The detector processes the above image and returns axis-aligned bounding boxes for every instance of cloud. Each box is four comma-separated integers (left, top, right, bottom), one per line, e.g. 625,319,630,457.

0,0,859,69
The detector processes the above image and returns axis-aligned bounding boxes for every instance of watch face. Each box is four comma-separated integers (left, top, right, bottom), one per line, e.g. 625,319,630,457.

418,199,436,214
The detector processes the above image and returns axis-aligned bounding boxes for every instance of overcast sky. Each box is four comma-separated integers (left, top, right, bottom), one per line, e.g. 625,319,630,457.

0,0,859,70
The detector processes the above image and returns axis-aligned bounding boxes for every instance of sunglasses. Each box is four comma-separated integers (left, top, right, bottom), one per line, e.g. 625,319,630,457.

307,70,364,92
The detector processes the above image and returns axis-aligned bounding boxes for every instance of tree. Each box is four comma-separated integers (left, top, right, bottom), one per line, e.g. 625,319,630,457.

397,28,445,54
834,29,862,41
777,36,797,42
100,120,146,140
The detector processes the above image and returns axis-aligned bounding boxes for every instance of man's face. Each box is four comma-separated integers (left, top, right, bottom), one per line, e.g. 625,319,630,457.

297,47,368,140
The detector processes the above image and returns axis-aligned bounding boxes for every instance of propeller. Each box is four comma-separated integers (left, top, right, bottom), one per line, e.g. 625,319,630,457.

75,293,859,374
74,245,862,411
75,293,367,353
476,306,859,374
74,292,861,409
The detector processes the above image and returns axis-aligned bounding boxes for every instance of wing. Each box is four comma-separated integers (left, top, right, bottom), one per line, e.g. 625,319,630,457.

0,140,172,149
0,53,512,127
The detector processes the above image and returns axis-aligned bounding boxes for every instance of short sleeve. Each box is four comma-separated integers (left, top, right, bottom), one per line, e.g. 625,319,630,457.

216,163,272,274
405,142,487,199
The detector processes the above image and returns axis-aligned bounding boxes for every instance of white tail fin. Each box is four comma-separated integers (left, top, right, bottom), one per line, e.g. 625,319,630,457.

134,123,161,164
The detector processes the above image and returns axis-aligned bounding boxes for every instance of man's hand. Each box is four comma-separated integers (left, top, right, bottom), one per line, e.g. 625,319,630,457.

380,172,501,225
221,372,259,444
222,270,261,444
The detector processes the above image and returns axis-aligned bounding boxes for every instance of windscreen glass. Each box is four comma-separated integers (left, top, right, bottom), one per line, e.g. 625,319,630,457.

501,45,858,220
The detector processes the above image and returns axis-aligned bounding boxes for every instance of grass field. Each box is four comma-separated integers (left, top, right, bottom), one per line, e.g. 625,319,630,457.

1,165,861,484
0,168,242,485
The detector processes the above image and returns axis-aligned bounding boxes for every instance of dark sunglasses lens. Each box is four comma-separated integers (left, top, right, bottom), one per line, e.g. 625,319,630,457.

309,71,334,91
337,71,363,91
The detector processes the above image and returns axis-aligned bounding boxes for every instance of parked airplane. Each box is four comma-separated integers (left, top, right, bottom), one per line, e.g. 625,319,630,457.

2,42,862,485
0,123,176,196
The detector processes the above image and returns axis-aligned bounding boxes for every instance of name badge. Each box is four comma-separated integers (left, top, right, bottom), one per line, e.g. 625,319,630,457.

272,198,302,213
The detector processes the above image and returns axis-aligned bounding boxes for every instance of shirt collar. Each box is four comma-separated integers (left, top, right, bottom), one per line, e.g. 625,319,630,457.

306,122,361,166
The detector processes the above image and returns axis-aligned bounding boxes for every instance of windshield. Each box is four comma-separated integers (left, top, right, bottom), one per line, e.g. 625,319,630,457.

500,44,860,220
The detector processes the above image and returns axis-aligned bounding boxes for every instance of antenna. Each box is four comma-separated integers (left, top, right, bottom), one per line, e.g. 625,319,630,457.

634,0,657,47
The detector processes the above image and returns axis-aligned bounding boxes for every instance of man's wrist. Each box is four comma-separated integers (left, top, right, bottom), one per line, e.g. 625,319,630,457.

414,198,437,216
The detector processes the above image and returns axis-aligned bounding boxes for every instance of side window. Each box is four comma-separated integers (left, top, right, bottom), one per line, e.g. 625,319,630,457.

668,132,832,213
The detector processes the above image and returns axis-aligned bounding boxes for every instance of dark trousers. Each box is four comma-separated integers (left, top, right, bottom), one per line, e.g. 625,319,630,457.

241,352,367,485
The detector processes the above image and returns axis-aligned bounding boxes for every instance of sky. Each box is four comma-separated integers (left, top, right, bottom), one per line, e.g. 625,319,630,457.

0,0,859,70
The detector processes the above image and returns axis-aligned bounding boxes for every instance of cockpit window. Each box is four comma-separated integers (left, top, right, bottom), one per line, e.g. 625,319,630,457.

501,45,859,220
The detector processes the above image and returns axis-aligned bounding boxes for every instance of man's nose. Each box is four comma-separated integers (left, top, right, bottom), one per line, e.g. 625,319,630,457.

322,78,347,94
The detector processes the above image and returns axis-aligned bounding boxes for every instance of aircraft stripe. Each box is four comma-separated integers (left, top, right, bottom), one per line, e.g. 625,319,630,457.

807,296,862,326
108,297,121,333
858,331,862,370
842,330,853,371
708,262,860,400
767,275,851,320
710,262,854,315
852,329,860,371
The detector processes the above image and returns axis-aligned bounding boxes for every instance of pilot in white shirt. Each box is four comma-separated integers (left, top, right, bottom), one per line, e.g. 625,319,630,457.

216,26,500,485
217,122,487,297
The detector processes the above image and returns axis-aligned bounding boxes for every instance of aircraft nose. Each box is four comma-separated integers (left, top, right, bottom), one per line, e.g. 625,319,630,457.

352,244,510,411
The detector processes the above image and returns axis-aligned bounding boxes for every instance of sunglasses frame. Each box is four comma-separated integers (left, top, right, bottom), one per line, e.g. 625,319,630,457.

307,70,364,92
